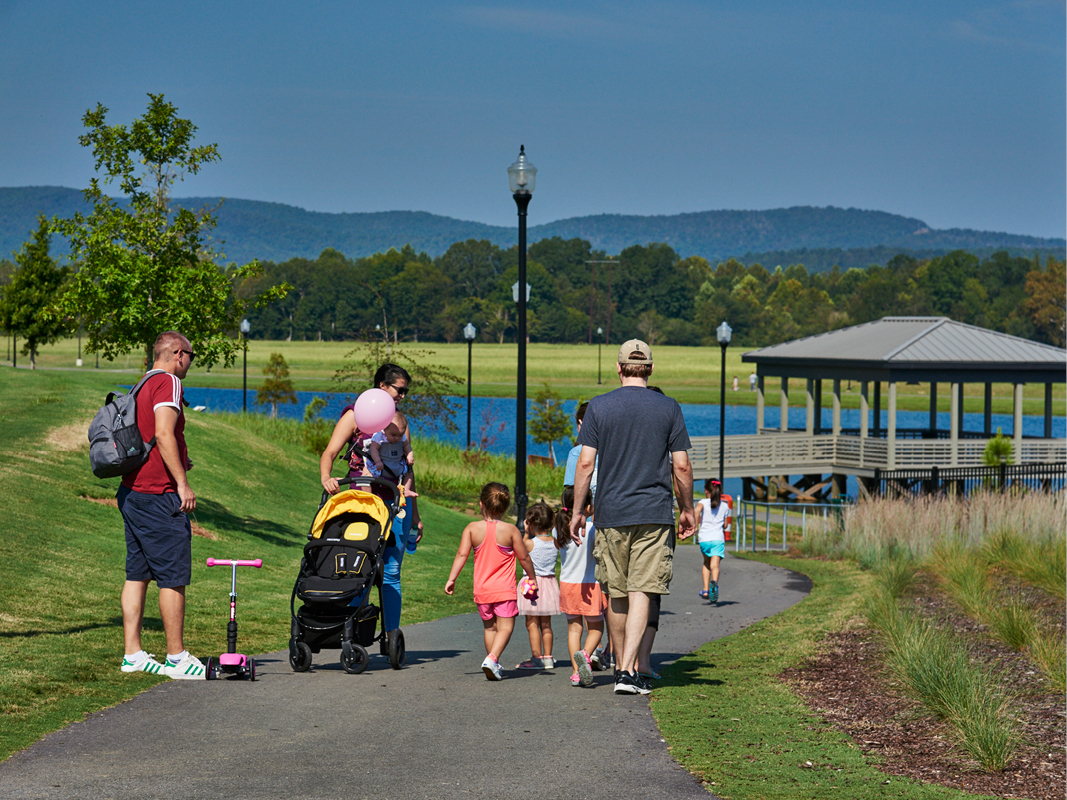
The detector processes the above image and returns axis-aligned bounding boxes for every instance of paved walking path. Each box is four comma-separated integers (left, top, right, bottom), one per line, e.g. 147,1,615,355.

0,546,810,800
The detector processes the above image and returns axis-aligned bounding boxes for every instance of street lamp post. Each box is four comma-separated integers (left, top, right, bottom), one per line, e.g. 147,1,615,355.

240,318,250,413
508,145,536,529
597,326,603,385
464,322,476,450
716,321,732,486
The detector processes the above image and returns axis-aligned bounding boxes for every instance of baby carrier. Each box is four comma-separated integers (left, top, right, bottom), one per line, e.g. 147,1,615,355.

288,476,404,673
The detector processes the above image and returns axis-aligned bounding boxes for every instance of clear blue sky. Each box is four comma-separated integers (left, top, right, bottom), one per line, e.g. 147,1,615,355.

1,1,1063,238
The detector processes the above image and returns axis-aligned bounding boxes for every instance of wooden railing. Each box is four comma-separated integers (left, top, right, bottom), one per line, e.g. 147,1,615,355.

689,433,1066,478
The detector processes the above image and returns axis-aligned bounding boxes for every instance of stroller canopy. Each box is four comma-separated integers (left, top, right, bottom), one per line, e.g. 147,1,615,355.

310,490,391,541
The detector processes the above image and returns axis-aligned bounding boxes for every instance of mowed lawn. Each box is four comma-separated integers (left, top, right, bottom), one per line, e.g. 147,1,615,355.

10,336,1064,414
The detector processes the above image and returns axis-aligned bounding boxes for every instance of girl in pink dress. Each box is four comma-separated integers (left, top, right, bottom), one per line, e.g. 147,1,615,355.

445,483,537,681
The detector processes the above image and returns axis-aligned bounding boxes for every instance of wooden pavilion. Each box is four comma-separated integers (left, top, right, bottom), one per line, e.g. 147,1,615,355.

686,317,1066,499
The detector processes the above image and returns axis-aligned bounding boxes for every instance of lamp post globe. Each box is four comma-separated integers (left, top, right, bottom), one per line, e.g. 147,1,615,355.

464,322,476,450
240,318,251,413
509,145,535,529
716,321,732,485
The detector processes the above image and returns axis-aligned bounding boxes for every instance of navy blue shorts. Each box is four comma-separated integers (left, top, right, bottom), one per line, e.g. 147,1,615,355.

117,485,192,589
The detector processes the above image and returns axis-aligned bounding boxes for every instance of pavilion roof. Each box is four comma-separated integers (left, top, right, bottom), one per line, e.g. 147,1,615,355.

741,317,1066,383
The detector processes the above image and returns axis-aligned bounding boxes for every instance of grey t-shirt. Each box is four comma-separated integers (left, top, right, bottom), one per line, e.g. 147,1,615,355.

576,385,691,528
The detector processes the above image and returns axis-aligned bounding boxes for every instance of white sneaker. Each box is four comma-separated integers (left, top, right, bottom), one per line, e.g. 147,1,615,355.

541,656,555,669
120,653,165,675
164,653,207,680
481,656,502,681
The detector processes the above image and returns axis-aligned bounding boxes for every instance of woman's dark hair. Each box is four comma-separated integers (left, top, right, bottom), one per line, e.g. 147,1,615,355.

554,485,591,550
374,363,411,389
480,482,510,517
704,479,722,506
525,502,553,536
575,401,589,425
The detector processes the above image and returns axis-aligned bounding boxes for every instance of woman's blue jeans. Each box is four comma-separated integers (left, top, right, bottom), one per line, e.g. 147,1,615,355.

380,508,413,631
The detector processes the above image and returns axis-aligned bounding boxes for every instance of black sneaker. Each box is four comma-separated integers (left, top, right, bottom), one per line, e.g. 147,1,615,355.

634,672,653,695
614,670,642,695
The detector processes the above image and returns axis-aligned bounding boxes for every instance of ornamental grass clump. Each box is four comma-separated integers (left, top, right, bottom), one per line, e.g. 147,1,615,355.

866,594,1021,772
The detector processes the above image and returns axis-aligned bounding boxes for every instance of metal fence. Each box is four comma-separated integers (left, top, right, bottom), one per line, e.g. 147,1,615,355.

874,462,1066,498
735,499,848,552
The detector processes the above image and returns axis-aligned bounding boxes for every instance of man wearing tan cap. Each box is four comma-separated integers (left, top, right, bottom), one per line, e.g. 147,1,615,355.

569,339,695,695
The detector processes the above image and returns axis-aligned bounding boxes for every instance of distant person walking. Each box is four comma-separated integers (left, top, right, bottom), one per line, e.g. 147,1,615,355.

569,339,695,695
117,331,205,680
732,375,739,392
696,479,728,603
749,372,757,392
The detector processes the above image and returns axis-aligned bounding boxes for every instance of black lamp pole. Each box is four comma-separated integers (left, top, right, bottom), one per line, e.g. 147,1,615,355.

464,322,476,449
716,321,732,486
509,145,536,530
240,318,250,413
597,326,603,385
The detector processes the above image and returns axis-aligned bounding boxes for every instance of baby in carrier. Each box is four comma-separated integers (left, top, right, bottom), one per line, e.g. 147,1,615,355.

368,411,415,497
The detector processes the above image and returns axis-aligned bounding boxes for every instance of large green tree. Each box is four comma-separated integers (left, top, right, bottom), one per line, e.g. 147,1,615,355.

1,217,71,368
52,94,287,367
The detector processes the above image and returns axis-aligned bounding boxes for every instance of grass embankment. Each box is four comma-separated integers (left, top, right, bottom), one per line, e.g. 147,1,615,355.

652,555,994,799
0,368,487,760
10,337,1064,414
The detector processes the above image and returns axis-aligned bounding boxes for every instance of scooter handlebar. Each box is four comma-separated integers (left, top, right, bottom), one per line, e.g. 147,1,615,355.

206,558,263,568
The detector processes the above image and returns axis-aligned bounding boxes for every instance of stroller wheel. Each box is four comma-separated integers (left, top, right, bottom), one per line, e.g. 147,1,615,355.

290,642,313,672
341,643,369,674
388,629,406,670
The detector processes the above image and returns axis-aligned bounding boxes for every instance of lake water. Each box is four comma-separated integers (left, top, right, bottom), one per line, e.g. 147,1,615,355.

175,386,1063,501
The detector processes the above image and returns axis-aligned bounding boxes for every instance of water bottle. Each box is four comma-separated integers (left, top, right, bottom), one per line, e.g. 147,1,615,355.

405,531,417,554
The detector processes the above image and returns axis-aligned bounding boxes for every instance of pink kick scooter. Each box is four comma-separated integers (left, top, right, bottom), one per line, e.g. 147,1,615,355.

204,558,262,680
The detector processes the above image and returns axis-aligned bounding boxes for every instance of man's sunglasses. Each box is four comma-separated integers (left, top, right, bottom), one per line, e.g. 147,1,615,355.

175,348,196,362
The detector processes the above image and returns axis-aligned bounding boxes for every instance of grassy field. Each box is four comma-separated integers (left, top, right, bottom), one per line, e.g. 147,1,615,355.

7,336,1063,413
651,554,999,800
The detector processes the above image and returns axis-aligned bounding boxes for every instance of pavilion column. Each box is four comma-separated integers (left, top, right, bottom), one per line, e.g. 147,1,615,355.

1045,383,1053,439
814,379,823,435
832,379,841,435
1013,383,1024,463
956,383,965,437
756,375,765,431
929,382,938,434
860,382,869,467
873,382,882,436
805,379,815,435
983,383,993,436
950,382,960,466
780,377,789,432
887,382,897,469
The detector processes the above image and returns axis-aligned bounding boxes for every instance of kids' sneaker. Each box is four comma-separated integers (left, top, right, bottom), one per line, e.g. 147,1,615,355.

120,653,165,675
710,581,719,603
574,649,594,687
164,653,207,680
481,655,503,681
570,672,581,687
541,656,555,669
516,657,542,670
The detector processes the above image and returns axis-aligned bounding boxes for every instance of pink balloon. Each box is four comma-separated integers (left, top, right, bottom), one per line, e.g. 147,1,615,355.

352,388,396,434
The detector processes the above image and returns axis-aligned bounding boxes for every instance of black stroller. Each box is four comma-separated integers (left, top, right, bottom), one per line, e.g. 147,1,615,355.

288,476,405,673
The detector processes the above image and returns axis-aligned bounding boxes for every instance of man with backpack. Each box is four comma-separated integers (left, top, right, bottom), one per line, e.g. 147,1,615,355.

116,331,205,679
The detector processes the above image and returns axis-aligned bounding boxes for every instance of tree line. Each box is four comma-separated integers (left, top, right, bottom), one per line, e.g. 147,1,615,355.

234,240,1065,349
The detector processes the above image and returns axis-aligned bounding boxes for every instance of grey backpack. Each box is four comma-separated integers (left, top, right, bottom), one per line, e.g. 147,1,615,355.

87,370,165,479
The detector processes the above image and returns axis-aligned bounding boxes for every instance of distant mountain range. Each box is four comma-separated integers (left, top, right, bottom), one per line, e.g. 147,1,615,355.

2,186,1062,270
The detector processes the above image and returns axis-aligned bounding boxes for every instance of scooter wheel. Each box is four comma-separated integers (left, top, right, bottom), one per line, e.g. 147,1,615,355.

248,657,256,681
290,642,312,672
341,643,369,674
388,629,406,670
205,656,216,681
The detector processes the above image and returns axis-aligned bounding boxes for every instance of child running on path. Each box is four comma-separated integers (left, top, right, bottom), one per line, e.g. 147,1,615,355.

555,486,606,687
515,502,560,669
696,479,728,603
445,482,537,680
